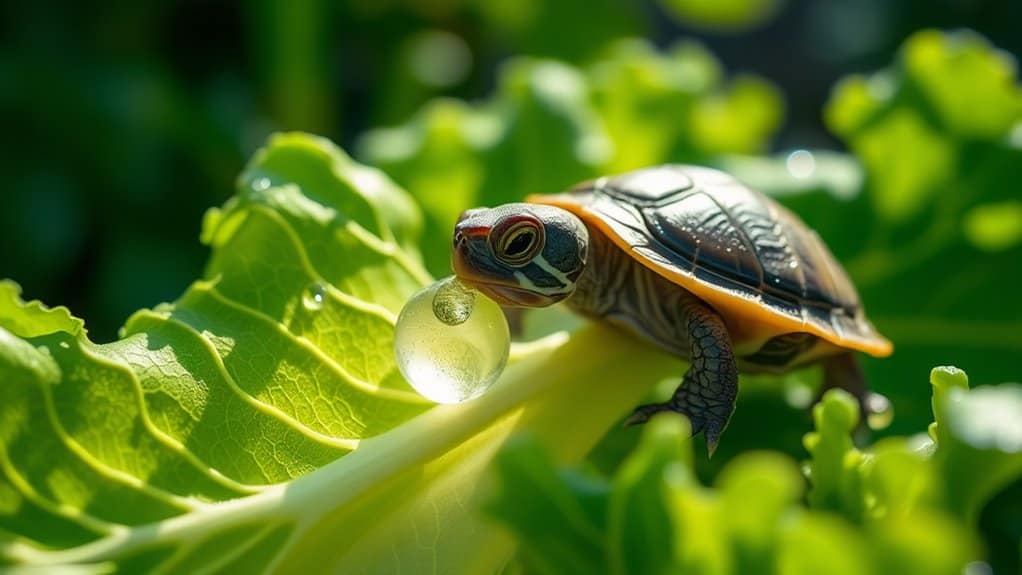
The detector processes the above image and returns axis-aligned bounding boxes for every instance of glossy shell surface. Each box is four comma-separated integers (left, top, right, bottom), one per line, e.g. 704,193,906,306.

528,165,892,356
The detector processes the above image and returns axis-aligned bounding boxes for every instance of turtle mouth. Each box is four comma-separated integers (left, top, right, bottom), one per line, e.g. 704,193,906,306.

452,245,555,308
472,283,553,308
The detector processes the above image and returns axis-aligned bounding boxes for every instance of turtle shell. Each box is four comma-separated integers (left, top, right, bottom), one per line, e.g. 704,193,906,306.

528,165,892,357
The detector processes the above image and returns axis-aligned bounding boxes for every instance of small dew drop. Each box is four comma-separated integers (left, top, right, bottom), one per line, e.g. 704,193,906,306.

302,282,328,311
432,277,476,326
866,392,894,430
788,260,799,269
58,341,70,349
786,149,816,180
252,177,271,191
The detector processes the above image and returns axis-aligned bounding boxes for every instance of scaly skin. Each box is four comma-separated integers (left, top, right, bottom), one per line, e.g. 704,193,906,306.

568,229,738,455
625,297,739,456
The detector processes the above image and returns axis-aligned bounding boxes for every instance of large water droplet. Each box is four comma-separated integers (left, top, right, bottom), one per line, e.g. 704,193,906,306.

395,276,510,403
303,282,328,311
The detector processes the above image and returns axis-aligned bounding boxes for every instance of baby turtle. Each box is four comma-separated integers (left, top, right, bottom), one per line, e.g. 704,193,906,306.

452,165,892,454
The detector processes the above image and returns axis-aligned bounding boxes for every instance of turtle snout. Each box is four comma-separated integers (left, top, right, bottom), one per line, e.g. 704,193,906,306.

453,219,490,251
457,208,486,223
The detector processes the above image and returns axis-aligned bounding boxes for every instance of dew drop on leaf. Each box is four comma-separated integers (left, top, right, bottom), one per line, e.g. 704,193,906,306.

252,176,271,191
302,282,328,311
394,276,510,403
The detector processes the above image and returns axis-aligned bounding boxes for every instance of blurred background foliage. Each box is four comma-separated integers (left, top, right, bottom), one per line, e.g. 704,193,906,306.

2,0,1018,340
2,0,1021,570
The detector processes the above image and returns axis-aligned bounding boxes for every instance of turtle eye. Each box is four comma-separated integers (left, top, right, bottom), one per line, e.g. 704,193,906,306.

492,218,544,266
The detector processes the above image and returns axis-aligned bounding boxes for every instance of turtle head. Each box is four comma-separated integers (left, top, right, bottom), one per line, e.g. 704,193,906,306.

452,203,589,308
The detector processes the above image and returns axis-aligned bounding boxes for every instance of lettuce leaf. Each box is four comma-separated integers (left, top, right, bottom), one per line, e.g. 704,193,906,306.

488,367,1018,575
0,133,681,572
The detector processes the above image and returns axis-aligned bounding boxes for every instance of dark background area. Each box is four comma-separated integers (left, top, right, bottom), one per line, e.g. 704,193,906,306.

1,0,1019,341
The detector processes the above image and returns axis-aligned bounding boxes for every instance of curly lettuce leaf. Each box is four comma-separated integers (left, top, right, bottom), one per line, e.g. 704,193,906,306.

0,133,681,572
488,367,1015,575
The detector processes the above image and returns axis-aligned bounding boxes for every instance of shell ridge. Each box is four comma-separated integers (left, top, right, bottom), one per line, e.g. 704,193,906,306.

752,192,810,300
703,189,767,288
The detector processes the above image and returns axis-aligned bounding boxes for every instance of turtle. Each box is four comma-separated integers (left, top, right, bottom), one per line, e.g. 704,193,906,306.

451,164,892,454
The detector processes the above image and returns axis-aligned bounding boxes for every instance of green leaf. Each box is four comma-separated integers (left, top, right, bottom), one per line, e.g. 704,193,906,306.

802,390,866,520
0,133,682,571
608,415,691,575
866,510,978,575
486,367,999,575
936,383,1022,522
486,437,608,575
591,39,783,170
714,452,803,574
928,365,971,445
776,513,870,575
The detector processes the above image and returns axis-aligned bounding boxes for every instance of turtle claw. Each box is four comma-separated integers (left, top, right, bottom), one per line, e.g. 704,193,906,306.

703,419,723,458
624,402,725,458
622,402,669,426
624,401,702,427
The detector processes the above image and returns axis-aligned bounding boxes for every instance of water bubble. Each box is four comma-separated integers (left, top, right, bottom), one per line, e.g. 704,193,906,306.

786,149,816,180
395,276,510,403
866,392,894,430
252,177,271,191
303,282,328,311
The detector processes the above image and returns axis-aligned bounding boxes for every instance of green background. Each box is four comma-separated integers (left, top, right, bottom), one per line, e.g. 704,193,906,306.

2,1,1021,572
2,0,1018,340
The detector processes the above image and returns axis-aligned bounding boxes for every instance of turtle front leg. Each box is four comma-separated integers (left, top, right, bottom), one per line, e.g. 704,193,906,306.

625,299,738,456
